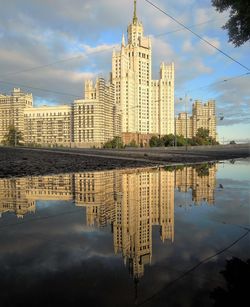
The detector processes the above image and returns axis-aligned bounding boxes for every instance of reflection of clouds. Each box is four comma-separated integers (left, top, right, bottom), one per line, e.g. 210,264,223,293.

0,163,249,306
0,165,218,283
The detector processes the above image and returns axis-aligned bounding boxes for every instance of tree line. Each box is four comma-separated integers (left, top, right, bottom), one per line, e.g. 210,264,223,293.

149,128,218,147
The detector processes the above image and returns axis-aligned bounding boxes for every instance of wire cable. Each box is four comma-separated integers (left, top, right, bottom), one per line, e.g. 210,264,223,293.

0,80,81,98
152,17,226,38
0,45,118,79
144,0,250,72
138,228,250,306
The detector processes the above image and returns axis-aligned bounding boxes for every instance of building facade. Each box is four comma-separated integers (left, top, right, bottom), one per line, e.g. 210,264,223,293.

0,78,119,148
73,78,119,148
0,88,33,144
175,112,193,139
112,0,175,142
23,105,72,147
192,100,216,139
175,100,217,139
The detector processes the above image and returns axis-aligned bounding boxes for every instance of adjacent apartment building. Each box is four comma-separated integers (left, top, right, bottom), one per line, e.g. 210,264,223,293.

0,88,33,143
175,100,217,139
0,78,119,148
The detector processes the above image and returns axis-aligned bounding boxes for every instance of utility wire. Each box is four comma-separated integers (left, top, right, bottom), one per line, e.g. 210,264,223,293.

180,72,250,96
0,18,224,79
0,45,118,79
0,55,83,78
1,71,248,101
0,72,247,101
144,0,250,72
138,228,250,306
0,80,81,98
152,17,225,38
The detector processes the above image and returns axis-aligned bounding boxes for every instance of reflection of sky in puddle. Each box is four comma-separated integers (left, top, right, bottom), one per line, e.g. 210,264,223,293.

0,160,249,306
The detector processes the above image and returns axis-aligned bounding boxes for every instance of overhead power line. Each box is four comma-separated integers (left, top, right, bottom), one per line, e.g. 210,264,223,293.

1,72,248,102
144,0,250,72
0,46,118,79
185,72,250,95
152,17,225,38
0,55,83,78
0,18,225,79
0,80,81,98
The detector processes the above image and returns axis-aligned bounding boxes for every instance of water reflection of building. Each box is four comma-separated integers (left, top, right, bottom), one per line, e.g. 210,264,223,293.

0,178,35,218
0,164,216,277
74,172,116,228
175,164,217,205
113,169,175,279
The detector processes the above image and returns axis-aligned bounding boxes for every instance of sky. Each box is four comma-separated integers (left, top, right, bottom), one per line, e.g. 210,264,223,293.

0,0,249,142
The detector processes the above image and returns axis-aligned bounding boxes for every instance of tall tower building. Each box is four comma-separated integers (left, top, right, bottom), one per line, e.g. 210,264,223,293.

112,0,152,135
112,0,175,141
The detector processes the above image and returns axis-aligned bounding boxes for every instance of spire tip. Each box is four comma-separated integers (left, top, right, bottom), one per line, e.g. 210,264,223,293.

133,0,138,23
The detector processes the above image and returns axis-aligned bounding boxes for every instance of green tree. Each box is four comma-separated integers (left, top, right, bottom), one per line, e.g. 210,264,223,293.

103,137,124,149
176,134,187,146
211,0,250,47
191,128,218,145
2,125,23,146
196,127,210,139
149,135,160,147
161,134,175,147
195,163,213,177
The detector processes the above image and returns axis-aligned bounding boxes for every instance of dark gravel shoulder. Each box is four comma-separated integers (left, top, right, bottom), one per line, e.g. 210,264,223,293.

0,147,157,178
0,145,249,178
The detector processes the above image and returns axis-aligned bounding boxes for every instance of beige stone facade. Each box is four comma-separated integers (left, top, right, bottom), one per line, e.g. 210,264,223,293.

192,100,216,139
73,78,119,148
23,105,72,147
0,78,118,148
112,1,175,137
0,88,33,144
175,112,193,139
151,63,175,135
175,100,217,139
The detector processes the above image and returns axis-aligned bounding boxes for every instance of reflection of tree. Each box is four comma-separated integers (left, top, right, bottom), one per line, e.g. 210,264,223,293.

195,163,215,177
210,257,250,307
164,165,185,172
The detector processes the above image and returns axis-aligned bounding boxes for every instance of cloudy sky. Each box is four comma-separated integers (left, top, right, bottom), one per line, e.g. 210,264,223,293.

0,0,249,142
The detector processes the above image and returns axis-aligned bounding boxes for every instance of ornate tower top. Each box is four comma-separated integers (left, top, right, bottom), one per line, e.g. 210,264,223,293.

127,0,144,45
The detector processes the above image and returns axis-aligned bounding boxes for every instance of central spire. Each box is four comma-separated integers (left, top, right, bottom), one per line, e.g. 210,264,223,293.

133,0,138,23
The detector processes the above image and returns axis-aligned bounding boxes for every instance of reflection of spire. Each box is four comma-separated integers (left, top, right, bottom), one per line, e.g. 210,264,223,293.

133,0,138,24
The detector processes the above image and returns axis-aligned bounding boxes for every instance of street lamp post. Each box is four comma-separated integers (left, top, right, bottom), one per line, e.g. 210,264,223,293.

174,119,176,147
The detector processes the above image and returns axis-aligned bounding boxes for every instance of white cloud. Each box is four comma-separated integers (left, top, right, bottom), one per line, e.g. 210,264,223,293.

199,36,221,55
182,39,194,52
